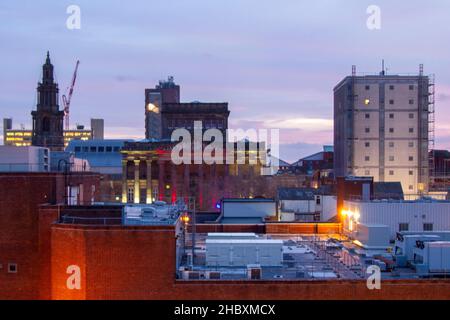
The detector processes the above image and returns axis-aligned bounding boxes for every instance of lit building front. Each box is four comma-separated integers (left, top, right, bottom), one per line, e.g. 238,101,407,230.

121,140,266,211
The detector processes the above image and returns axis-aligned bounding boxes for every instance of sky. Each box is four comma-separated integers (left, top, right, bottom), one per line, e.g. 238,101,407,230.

1,0,450,162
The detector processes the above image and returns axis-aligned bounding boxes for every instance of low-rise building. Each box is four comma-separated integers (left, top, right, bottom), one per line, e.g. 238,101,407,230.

0,145,49,172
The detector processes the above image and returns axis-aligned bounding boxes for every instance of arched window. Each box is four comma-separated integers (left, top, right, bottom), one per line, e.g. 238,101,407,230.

42,117,50,132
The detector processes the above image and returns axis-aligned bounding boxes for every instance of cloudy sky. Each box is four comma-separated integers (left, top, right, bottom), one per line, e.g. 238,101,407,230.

1,0,450,162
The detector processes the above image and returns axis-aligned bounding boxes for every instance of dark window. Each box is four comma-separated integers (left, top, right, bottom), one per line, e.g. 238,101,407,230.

409,99,414,105
409,85,414,90
106,146,112,152
82,147,88,152
8,263,17,273
409,170,414,175
389,99,394,105
113,146,120,152
389,113,394,119
98,146,104,152
409,156,414,161
423,223,433,231
365,85,370,90
389,170,394,175
74,147,81,152
42,117,50,132
389,128,394,133
316,196,321,205
399,223,409,232
90,146,96,152
365,156,370,161
365,127,370,133
365,113,370,119
365,142,370,147
409,113,414,119
389,85,395,90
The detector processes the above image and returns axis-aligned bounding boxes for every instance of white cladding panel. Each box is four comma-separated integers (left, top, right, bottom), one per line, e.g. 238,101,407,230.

223,201,276,218
206,240,283,267
344,200,450,239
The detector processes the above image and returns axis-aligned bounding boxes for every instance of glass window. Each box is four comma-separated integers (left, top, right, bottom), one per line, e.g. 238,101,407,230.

389,170,394,175
409,113,414,119
389,99,394,105
423,223,433,231
74,146,81,152
389,113,394,119
399,223,409,232
98,146,104,152
409,85,414,90
106,146,112,152
365,127,370,133
365,142,370,147
389,85,395,90
365,113,370,119
365,85,370,90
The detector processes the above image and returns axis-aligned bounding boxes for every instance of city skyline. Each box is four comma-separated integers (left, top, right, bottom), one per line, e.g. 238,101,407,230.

2,1,450,161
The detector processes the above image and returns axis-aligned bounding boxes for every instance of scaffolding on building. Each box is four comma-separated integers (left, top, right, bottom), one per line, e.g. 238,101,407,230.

428,71,436,186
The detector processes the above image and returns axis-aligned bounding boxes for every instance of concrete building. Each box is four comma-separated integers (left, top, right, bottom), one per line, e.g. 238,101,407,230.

0,146,49,172
90,118,104,140
334,66,433,195
144,77,229,140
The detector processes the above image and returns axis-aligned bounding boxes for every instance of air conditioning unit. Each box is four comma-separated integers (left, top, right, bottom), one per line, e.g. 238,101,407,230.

206,271,221,280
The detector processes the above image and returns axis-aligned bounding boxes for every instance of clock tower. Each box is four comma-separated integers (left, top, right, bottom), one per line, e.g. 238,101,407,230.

31,51,65,151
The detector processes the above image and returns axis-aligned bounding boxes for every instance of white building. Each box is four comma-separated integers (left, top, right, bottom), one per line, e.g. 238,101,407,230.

0,146,49,172
334,67,432,196
277,187,336,222
342,199,450,239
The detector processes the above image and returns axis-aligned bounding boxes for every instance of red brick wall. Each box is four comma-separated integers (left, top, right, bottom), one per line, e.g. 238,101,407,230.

51,224,176,300
0,172,100,300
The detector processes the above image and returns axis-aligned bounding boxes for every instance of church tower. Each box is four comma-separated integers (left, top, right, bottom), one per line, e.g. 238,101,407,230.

31,51,64,151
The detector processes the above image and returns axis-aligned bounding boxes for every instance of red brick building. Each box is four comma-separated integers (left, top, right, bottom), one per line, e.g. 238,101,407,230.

0,172,100,299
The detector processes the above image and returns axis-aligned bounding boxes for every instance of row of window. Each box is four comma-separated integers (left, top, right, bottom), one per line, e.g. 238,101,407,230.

364,98,415,106
365,84,415,91
364,155,415,162
364,169,414,176
0,263,17,273
364,113,415,119
364,141,415,148
399,223,433,232
364,127,416,134
74,146,121,153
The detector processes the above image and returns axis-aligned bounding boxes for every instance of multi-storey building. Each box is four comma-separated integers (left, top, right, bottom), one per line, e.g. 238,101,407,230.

144,77,229,140
3,118,102,148
334,66,432,195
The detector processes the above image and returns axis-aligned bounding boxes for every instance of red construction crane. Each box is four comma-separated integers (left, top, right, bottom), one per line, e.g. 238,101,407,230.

62,60,80,130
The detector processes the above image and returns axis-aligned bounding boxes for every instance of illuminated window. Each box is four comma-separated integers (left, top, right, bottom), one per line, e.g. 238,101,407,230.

364,99,370,105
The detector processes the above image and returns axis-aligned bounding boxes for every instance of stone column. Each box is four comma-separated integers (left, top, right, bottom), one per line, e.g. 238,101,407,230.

158,160,165,202
134,159,140,204
146,158,152,203
121,159,127,203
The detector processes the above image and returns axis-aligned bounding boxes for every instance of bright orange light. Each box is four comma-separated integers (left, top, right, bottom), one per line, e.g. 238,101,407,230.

181,214,190,224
